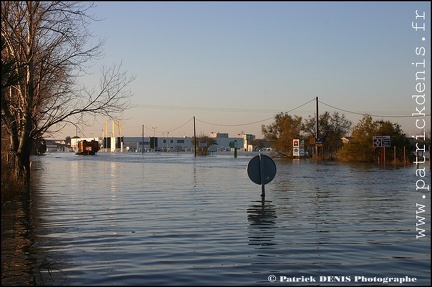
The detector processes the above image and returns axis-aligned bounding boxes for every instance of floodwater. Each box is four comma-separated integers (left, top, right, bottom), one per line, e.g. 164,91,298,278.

1,151,431,286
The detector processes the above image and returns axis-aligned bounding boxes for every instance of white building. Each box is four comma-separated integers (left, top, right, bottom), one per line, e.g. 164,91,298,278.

98,132,254,153
119,136,194,152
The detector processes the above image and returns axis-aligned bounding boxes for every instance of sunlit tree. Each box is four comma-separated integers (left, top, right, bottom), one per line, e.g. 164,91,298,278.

261,112,302,157
337,115,377,162
302,111,352,159
337,115,410,163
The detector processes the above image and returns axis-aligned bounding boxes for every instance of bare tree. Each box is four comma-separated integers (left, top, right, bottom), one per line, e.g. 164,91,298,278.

1,1,134,188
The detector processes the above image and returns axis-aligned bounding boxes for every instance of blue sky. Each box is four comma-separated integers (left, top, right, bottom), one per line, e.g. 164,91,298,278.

62,1,430,139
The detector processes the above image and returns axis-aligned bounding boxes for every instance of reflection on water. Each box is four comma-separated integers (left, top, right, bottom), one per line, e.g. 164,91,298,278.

1,152,430,286
1,196,35,286
1,165,67,286
247,199,277,247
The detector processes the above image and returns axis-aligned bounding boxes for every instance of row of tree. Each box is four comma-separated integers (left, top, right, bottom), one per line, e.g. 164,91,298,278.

261,111,351,159
261,112,423,163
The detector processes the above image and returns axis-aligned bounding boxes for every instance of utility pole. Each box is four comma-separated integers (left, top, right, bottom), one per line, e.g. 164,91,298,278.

194,116,197,157
142,125,144,154
315,96,319,157
152,127,157,152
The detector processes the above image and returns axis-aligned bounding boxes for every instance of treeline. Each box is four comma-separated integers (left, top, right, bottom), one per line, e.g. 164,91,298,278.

261,112,425,163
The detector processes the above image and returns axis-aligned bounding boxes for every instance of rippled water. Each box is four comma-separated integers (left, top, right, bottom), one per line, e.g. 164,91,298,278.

4,152,430,286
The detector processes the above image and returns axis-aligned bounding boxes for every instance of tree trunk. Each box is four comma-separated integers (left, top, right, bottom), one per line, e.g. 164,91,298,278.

10,128,34,192
15,151,32,192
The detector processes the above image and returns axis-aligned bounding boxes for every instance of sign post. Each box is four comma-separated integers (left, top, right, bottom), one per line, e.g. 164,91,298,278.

293,139,300,157
247,153,277,200
229,140,238,158
373,136,391,164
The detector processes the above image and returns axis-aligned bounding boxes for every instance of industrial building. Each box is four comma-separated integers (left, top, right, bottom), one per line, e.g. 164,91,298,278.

107,132,255,153
45,131,268,154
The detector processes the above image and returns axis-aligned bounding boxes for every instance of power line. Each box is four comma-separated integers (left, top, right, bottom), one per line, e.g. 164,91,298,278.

143,117,194,135
196,117,274,127
319,100,431,118
196,98,316,127
127,98,426,135
167,117,194,133
135,104,285,113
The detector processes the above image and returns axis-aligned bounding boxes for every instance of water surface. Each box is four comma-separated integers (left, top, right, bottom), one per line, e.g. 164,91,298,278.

8,152,431,285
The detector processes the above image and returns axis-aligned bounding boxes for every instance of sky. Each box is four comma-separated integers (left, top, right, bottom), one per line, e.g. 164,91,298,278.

54,1,431,139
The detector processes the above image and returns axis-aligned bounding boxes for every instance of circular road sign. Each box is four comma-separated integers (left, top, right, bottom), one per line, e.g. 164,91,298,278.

247,154,277,185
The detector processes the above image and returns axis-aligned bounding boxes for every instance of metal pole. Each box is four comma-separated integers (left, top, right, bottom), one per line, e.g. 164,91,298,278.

194,116,197,157
104,121,108,152
142,125,144,154
315,97,319,139
259,153,265,200
315,97,319,157
152,127,157,152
